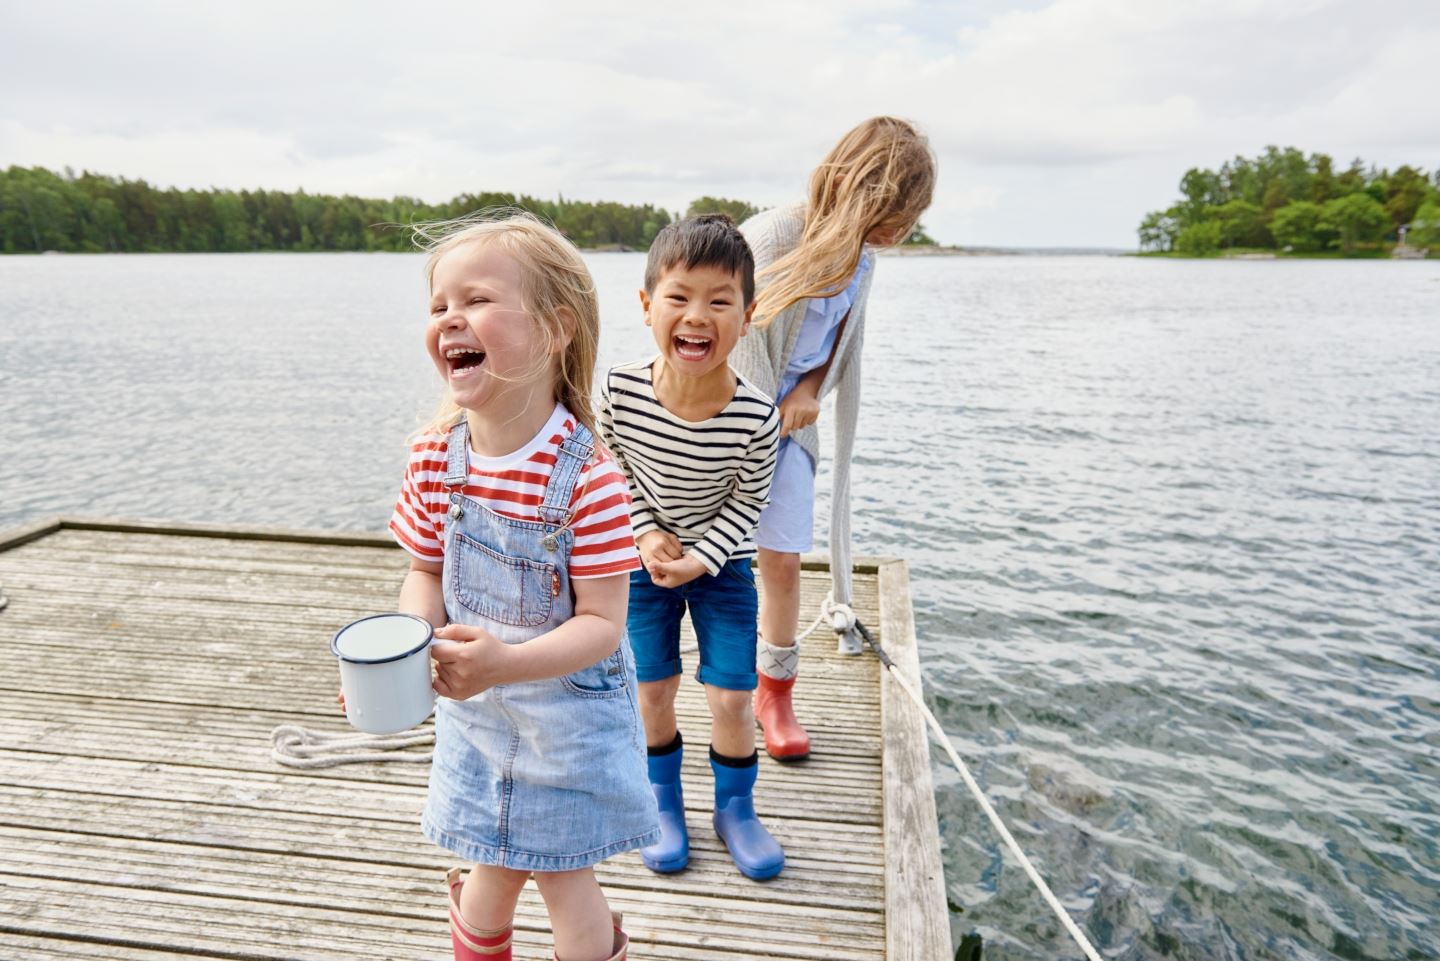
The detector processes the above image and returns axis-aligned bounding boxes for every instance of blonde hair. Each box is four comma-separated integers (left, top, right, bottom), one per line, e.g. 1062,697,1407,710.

753,117,936,326
411,210,600,437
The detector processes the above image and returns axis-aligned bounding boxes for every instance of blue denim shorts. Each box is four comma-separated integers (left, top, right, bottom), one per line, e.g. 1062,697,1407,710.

627,558,759,691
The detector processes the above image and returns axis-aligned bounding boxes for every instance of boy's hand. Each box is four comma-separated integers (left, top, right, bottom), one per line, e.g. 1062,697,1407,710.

431,623,511,700
637,530,683,573
648,554,707,589
777,387,820,437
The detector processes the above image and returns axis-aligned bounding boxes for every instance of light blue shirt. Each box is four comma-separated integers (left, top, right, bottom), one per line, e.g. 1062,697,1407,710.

776,251,873,401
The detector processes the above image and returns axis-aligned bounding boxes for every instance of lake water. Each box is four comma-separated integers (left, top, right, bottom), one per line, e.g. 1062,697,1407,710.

2,252,1437,960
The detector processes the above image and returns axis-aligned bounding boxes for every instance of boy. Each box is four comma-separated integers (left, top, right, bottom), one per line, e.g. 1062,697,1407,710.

599,214,784,880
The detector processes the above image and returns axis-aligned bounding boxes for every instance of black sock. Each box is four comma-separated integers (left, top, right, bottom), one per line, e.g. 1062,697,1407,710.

709,746,759,768
648,731,683,757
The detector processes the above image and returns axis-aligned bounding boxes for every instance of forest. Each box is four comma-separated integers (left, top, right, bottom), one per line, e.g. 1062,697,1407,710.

0,166,767,254
1138,147,1440,256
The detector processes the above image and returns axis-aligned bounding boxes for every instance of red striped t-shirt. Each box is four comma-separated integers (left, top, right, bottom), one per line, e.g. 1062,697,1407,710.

388,405,640,579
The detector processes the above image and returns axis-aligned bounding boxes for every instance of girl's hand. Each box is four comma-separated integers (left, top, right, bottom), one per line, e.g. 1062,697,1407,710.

637,530,683,573
431,624,511,700
777,388,821,438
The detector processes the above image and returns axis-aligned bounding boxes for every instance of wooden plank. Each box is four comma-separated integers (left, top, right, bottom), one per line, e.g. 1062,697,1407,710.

877,560,952,961
0,874,877,961
0,787,885,910
55,514,399,548
2,934,216,961
1,831,885,959
0,522,944,961
0,750,885,828
0,515,62,552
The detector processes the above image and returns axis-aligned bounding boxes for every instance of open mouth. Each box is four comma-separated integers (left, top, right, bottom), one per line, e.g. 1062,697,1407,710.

445,347,487,376
673,334,712,362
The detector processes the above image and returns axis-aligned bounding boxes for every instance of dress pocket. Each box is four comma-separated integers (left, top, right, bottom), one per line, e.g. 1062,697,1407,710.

450,532,555,627
560,648,627,699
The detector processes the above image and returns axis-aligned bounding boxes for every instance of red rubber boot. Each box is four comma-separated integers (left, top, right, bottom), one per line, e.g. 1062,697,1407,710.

755,673,810,761
446,868,513,960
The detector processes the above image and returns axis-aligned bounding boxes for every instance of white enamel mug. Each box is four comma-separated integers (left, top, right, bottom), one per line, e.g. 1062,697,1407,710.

332,613,435,734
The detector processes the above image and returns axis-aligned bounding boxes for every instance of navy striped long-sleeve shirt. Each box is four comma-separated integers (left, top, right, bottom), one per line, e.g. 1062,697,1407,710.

599,358,781,575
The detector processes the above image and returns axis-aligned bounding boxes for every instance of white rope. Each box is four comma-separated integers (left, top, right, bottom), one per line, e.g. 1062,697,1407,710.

862,624,1104,961
797,592,858,638
270,723,434,768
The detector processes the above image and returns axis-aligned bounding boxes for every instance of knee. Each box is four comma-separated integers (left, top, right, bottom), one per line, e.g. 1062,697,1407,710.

711,688,753,727
638,679,678,715
759,549,801,581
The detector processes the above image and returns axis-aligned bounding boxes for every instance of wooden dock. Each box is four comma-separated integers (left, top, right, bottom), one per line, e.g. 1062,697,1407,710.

0,518,948,961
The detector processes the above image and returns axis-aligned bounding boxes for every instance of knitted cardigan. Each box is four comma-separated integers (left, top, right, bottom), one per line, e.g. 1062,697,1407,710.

733,203,876,607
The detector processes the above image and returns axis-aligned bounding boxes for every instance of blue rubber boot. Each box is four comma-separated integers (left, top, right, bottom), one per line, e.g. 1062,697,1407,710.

711,749,785,880
640,739,689,873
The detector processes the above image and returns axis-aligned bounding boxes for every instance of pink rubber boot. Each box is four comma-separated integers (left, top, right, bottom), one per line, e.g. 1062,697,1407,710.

446,867,513,960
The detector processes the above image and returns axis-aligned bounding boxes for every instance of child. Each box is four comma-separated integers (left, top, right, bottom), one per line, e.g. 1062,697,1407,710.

387,212,658,961
598,214,784,880
733,116,936,761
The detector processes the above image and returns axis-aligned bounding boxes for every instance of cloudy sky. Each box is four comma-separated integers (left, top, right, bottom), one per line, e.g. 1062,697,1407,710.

3,0,1436,248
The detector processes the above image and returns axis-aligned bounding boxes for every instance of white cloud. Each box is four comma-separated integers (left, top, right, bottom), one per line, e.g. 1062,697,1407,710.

1,0,1437,247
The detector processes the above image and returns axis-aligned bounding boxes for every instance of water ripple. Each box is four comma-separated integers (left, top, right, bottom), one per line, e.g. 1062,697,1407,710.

1,252,1437,960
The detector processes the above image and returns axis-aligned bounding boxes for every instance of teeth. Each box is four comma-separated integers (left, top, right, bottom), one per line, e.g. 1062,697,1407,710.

445,347,484,359
677,335,710,344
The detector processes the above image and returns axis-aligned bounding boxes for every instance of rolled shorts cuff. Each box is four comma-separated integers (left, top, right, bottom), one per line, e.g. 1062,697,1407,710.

635,657,683,683
696,665,759,692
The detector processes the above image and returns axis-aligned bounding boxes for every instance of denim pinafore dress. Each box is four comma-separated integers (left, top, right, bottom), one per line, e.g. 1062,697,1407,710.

421,420,660,872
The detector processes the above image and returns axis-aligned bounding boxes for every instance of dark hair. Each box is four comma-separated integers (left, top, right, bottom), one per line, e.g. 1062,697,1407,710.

644,213,756,307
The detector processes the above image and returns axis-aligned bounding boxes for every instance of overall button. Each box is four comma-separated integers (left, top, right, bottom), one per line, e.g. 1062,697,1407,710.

542,533,558,551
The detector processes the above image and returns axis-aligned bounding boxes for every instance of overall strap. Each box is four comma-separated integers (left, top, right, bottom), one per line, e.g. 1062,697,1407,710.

537,423,594,527
443,420,469,490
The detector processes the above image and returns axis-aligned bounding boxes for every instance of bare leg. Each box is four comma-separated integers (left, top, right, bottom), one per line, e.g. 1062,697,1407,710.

637,676,682,748
754,548,809,760
757,548,801,647
535,867,615,960
706,685,756,758
459,863,529,932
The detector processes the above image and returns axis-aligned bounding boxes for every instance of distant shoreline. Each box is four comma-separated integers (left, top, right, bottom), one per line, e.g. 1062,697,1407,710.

1134,246,1433,260
21,244,1136,258
879,244,1127,257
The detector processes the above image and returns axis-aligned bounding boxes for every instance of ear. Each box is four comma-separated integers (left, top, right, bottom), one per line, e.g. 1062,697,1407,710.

639,288,653,327
741,301,755,335
551,306,577,354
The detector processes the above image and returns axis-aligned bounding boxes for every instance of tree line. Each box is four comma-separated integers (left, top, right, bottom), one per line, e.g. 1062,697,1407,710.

1138,147,1440,256
0,167,771,254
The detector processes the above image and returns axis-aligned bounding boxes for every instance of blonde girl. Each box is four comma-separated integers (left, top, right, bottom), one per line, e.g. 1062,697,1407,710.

387,212,657,961
733,117,936,760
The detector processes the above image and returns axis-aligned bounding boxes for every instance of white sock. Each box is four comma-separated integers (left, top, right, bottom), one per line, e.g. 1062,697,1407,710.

757,637,800,680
